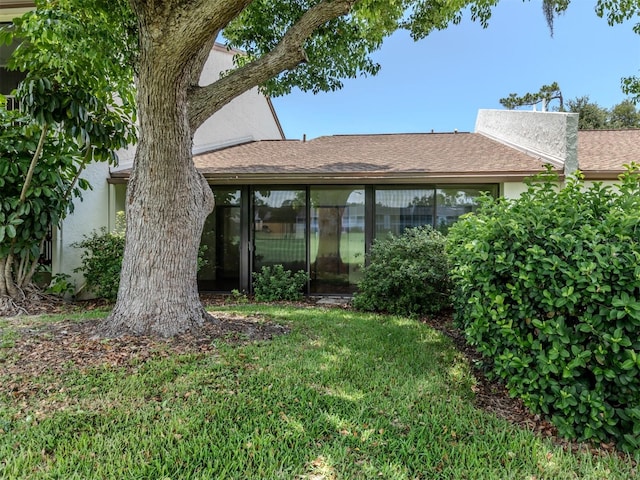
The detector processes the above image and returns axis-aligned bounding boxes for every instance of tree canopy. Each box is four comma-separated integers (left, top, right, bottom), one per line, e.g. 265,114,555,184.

0,0,136,309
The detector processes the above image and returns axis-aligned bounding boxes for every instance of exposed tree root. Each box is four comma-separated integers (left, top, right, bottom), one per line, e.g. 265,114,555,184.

0,285,68,317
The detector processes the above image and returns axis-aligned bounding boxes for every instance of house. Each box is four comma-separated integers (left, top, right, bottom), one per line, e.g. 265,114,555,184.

3,4,639,296
109,108,640,295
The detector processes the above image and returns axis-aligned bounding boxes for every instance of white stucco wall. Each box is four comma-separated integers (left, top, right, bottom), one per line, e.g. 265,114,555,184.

52,161,114,292
502,182,530,200
475,109,578,173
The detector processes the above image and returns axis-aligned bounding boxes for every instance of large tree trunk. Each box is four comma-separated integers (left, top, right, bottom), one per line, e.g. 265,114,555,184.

98,0,356,337
101,22,214,337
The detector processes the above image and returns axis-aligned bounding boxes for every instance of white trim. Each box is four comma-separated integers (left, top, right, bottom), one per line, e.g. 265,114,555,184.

192,136,254,155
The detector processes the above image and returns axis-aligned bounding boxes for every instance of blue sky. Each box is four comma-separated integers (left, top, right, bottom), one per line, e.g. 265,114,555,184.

271,1,640,140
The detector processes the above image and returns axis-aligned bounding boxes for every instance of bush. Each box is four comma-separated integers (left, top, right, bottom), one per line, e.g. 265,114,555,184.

252,264,309,302
352,226,451,316
447,165,640,453
73,222,125,301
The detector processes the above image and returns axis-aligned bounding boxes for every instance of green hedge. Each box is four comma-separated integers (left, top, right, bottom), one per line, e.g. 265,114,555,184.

447,165,640,453
353,226,450,316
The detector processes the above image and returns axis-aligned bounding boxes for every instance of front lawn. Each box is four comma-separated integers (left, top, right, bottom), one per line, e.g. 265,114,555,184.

0,305,636,479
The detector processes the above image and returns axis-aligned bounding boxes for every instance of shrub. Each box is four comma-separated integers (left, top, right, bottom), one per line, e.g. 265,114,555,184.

352,226,450,316
252,264,309,302
46,273,76,297
447,165,640,453
73,221,125,301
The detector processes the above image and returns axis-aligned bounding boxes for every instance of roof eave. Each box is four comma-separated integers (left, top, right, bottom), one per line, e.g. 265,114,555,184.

580,170,625,181
110,170,563,185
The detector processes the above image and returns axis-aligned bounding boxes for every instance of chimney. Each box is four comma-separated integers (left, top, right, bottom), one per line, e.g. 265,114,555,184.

475,109,579,175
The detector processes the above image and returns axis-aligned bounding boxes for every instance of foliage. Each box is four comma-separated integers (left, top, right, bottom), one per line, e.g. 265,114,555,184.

0,96,89,297
567,96,640,129
252,264,309,302
0,0,136,300
353,226,450,316
609,99,640,128
500,82,564,111
566,95,609,129
0,0,137,163
46,273,76,297
447,165,640,453
73,222,126,302
0,305,636,477
229,288,249,304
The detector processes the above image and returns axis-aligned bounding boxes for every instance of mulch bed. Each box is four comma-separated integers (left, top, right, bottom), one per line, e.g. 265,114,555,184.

0,293,633,464
420,311,628,461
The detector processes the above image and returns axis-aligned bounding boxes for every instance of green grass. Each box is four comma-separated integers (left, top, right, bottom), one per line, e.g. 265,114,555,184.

0,305,636,479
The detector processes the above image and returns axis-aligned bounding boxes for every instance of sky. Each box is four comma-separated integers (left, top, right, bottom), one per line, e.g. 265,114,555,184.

270,1,640,140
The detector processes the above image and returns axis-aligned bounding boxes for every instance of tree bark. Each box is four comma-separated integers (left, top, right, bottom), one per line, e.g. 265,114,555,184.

101,12,214,337
101,0,358,336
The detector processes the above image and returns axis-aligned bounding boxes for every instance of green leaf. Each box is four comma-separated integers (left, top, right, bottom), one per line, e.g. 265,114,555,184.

6,224,16,239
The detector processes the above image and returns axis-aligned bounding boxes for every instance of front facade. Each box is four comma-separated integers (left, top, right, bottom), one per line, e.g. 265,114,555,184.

112,109,636,295
3,4,638,296
113,109,639,295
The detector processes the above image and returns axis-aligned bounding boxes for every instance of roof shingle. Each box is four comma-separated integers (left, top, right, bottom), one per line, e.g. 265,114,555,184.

110,129,640,184
190,132,551,182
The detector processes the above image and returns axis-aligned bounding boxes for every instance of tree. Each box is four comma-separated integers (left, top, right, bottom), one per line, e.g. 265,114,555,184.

566,95,609,129
103,0,515,337
0,0,135,309
609,99,640,128
564,96,640,129
499,82,564,111
0,98,88,305
8,0,574,337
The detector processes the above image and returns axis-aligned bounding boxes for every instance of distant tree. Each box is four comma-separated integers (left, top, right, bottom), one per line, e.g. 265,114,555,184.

500,82,564,111
566,96,609,130
609,99,640,128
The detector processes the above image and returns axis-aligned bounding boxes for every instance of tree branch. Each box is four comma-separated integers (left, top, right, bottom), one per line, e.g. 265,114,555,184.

186,32,219,88
188,0,357,132
130,0,250,76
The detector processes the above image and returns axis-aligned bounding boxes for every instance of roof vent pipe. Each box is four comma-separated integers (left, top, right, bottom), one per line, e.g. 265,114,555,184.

303,134,306,142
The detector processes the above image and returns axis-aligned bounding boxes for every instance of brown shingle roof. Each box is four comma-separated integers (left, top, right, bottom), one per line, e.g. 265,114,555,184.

578,129,640,177
110,129,640,184
182,132,553,184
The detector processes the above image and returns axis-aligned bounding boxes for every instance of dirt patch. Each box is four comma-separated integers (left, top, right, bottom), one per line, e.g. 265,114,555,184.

1,309,289,403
